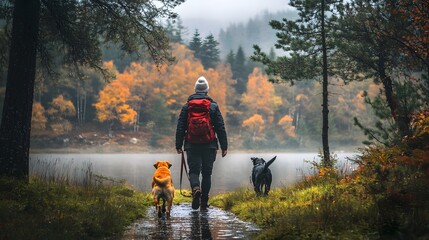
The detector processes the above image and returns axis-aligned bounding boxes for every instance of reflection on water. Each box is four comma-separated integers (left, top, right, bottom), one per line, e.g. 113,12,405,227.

121,203,260,240
30,152,357,194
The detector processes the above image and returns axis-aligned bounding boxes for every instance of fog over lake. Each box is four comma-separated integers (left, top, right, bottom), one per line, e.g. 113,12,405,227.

30,152,358,195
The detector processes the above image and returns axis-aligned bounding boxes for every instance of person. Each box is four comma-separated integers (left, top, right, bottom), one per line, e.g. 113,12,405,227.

175,76,228,211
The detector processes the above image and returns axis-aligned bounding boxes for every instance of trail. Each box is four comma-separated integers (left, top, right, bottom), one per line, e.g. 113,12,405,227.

122,203,260,239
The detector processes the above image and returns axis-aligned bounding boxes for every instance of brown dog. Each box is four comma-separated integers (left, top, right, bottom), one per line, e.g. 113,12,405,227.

152,161,175,218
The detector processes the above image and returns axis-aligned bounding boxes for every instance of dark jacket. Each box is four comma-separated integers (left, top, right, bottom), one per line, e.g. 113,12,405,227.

175,93,228,150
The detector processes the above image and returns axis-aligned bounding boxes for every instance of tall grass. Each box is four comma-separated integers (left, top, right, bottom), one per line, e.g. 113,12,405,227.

211,162,379,239
212,139,429,239
0,159,151,240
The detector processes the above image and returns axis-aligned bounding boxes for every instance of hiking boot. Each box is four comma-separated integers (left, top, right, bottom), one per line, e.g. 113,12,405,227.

200,196,209,211
192,186,201,210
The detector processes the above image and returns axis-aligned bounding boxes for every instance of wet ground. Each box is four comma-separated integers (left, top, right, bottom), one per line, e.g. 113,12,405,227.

122,203,261,240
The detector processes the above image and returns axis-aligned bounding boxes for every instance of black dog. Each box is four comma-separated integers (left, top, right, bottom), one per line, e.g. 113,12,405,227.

251,156,276,196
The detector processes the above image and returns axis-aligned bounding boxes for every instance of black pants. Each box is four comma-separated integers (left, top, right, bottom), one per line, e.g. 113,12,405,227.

186,148,216,199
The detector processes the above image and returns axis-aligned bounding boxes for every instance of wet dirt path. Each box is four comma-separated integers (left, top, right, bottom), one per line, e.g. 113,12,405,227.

122,203,260,239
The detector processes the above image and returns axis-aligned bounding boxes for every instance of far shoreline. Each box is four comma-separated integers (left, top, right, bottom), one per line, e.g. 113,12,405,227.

30,145,362,155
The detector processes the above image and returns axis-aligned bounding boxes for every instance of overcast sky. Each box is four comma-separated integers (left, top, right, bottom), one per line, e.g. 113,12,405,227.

175,0,292,40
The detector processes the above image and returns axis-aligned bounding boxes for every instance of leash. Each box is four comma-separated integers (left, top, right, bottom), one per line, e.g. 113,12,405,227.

180,151,192,197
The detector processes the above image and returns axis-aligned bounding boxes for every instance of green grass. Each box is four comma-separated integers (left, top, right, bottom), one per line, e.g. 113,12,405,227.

211,174,379,239
0,176,151,240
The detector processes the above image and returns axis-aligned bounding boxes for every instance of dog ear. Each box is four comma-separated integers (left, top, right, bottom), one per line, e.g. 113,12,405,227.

167,161,172,169
270,156,277,161
153,162,159,169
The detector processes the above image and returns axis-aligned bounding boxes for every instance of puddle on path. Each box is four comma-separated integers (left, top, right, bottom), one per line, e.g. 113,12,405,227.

122,203,260,239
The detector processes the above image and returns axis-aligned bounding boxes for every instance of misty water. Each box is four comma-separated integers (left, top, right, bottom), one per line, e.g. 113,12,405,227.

30,152,358,194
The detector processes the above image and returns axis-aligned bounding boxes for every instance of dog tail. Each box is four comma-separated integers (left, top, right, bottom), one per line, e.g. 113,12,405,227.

154,176,171,187
263,156,276,172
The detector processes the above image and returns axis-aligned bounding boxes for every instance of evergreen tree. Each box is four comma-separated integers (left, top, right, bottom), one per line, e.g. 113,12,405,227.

165,17,185,44
188,29,203,60
335,0,425,143
226,50,235,68
201,34,220,69
252,0,342,166
234,46,247,94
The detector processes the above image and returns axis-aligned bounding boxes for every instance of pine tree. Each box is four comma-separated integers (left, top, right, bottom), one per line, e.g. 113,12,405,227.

226,50,235,68
165,17,185,44
189,29,203,60
234,46,247,94
201,34,220,69
335,0,425,142
252,0,342,166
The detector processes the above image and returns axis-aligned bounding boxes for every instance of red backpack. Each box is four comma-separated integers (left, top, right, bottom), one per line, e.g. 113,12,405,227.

185,99,216,144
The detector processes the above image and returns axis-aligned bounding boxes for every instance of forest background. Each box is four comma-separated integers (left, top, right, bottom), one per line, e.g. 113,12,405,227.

0,11,378,153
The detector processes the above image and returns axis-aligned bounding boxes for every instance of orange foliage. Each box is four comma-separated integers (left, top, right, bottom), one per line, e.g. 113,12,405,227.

47,95,76,121
103,43,230,118
242,114,265,134
241,68,282,121
31,102,47,130
95,44,232,132
95,80,137,126
278,114,297,138
295,93,309,102
398,0,429,60
354,90,366,111
410,111,429,136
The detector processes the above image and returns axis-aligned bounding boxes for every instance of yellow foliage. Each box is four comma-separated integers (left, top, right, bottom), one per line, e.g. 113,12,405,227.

95,80,137,126
242,114,265,133
354,90,366,111
100,43,231,121
411,111,429,135
241,68,282,119
295,94,309,102
47,95,76,121
278,114,297,138
278,114,293,124
31,102,47,130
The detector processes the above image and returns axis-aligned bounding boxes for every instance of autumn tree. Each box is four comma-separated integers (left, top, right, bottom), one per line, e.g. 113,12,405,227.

242,114,266,142
94,80,137,134
278,114,296,138
241,68,282,121
0,0,183,179
47,95,76,135
102,44,231,132
31,102,47,131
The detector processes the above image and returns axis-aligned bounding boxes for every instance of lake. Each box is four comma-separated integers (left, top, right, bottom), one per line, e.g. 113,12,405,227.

30,152,358,195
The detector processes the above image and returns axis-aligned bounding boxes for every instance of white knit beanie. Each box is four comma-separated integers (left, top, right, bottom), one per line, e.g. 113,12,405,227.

194,76,209,93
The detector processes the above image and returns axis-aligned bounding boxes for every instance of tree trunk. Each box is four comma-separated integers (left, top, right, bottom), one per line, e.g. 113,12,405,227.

0,0,41,179
321,0,331,166
378,43,410,138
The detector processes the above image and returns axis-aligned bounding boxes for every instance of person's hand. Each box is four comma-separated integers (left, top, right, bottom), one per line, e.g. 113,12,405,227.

176,148,183,154
221,149,227,157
